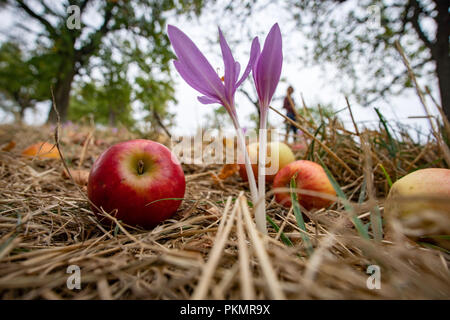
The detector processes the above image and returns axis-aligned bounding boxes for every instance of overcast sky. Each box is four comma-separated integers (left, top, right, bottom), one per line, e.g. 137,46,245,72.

0,0,440,140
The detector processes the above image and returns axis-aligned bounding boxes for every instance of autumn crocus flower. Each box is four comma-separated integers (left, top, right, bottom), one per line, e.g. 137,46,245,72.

253,23,283,111
167,25,259,116
252,23,283,235
167,24,260,214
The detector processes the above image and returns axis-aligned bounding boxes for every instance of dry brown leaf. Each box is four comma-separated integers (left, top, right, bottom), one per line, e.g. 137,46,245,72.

62,168,90,186
22,142,60,159
212,163,239,183
1,141,16,152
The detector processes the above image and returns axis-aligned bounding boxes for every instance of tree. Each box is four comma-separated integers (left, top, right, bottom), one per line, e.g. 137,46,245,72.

132,42,177,136
2,0,204,123
69,59,135,128
204,106,232,130
288,0,449,121
0,42,53,121
134,76,176,137
239,87,261,130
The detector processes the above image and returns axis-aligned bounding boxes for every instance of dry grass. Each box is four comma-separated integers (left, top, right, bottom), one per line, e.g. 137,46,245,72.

0,113,449,300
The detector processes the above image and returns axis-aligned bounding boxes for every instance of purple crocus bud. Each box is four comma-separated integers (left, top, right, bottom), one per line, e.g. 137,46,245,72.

252,23,283,110
251,23,283,235
167,25,260,117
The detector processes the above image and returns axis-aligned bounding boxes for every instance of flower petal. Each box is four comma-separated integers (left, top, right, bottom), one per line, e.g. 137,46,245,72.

218,28,236,104
198,95,221,105
173,60,212,97
234,62,241,84
237,37,260,89
253,23,282,108
231,62,241,96
168,25,226,101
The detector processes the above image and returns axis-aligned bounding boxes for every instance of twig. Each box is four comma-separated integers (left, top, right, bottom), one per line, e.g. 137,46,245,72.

50,88,99,211
270,106,358,178
394,41,450,166
345,97,360,137
78,129,94,169
240,196,285,299
191,196,236,299
237,205,255,299
424,85,450,137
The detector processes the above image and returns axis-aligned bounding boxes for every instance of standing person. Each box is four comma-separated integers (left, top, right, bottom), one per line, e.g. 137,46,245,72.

283,86,298,142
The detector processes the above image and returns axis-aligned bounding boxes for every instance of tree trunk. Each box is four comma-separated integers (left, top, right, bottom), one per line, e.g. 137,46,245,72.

17,106,26,123
153,110,172,138
109,108,117,127
434,0,450,122
47,67,76,124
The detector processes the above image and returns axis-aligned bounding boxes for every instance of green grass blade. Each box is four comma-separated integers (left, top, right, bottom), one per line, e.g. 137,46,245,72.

114,224,120,237
306,122,324,161
374,108,398,158
379,163,393,188
370,205,383,241
318,157,370,240
417,242,450,254
358,178,367,204
290,175,314,255
419,235,450,241
146,197,186,206
266,215,293,247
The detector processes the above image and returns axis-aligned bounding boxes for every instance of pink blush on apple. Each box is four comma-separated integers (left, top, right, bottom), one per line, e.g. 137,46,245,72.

87,139,186,229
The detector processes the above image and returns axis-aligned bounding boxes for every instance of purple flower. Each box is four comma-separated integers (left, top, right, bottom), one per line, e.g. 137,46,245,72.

252,23,283,110
167,25,260,117
251,23,283,235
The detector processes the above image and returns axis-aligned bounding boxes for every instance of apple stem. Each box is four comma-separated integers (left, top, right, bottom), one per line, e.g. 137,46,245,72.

137,160,145,175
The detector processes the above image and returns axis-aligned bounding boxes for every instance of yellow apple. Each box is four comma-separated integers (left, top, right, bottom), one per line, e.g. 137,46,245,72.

385,168,450,249
239,141,295,183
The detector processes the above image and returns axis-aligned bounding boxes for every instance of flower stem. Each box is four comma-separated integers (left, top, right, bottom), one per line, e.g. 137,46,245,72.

231,116,259,214
257,110,268,235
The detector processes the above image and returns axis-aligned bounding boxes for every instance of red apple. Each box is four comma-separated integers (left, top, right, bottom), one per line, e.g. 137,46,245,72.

87,139,185,229
239,141,295,183
273,160,336,210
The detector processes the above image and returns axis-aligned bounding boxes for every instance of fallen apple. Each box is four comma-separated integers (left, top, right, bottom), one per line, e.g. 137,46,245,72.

239,141,295,183
385,168,450,248
273,160,336,210
87,139,186,229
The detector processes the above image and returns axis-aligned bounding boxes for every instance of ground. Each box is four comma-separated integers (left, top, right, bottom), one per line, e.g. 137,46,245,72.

0,122,449,299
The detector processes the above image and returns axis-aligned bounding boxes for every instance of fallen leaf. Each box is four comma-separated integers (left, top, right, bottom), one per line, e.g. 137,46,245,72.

1,141,16,152
62,168,90,186
22,142,60,159
212,163,239,183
